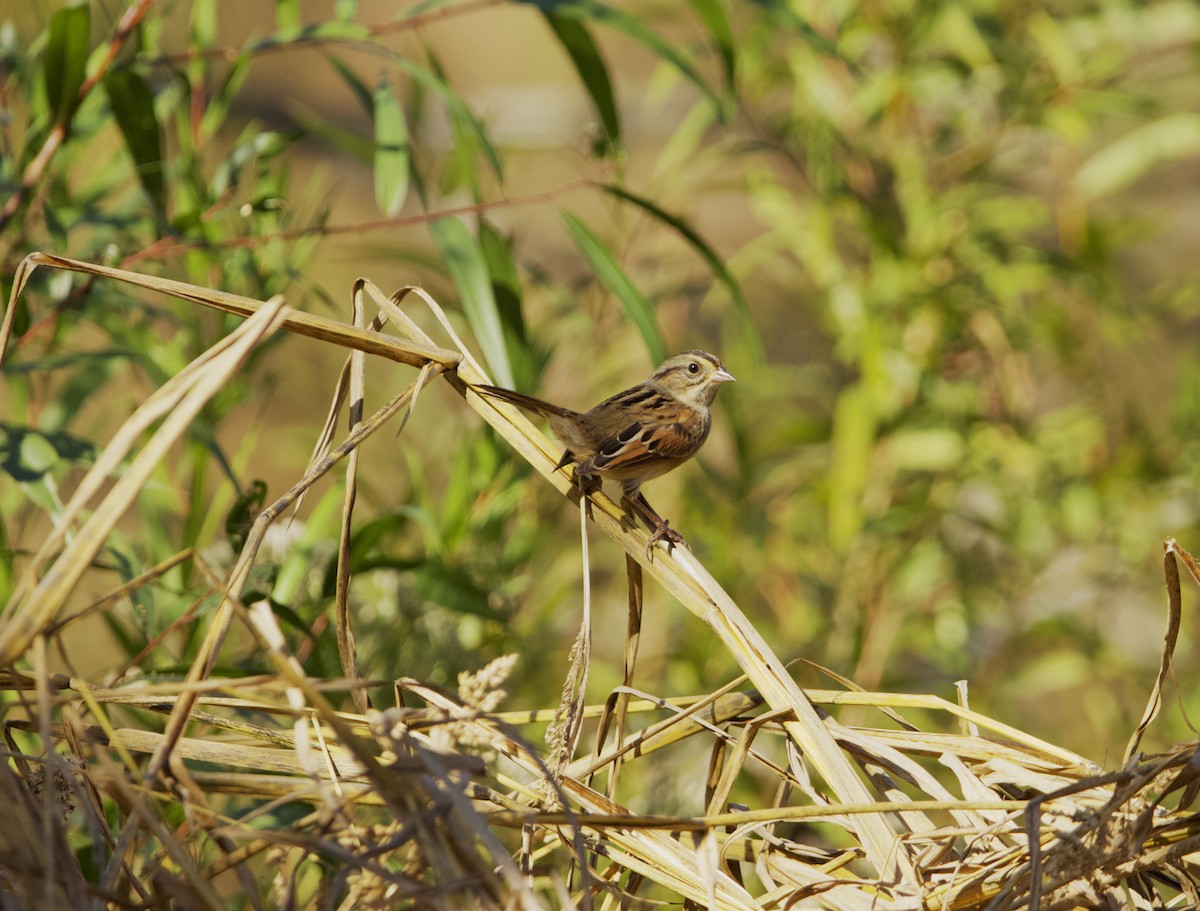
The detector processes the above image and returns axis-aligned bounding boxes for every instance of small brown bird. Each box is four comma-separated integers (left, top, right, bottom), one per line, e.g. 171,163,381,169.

475,350,735,555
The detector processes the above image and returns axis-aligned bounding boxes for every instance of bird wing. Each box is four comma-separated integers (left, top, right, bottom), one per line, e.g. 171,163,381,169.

586,412,710,475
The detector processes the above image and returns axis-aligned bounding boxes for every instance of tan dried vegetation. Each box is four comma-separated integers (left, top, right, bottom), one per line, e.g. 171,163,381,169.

2,253,1199,910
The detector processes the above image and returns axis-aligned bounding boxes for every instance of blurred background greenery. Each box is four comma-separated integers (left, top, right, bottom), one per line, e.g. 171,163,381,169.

3,0,1200,772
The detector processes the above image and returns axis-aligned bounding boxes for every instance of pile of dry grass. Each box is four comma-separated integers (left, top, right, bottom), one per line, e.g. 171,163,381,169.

2,254,1199,910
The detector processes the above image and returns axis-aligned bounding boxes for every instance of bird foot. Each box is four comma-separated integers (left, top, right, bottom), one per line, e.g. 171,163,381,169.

645,520,684,559
574,472,602,496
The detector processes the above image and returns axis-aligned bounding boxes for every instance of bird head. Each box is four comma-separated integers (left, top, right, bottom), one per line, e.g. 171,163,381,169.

653,350,735,407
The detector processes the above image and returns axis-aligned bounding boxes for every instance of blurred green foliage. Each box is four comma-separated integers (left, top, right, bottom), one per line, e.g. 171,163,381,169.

1,0,1199,769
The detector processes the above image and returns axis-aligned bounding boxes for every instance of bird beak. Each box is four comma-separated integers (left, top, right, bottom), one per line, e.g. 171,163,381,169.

713,368,736,384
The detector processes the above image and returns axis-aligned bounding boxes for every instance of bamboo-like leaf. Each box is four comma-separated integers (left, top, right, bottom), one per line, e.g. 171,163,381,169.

200,53,252,140
561,211,665,365
520,0,723,119
542,10,620,152
327,54,375,119
103,70,167,222
687,0,735,90
275,0,300,30
44,4,90,127
828,383,874,554
602,184,751,323
479,220,540,388
246,19,372,52
373,74,410,217
430,218,514,388
1076,113,1200,200
399,56,503,182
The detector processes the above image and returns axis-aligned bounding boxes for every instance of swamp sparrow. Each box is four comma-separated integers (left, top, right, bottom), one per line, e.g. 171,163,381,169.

475,350,735,555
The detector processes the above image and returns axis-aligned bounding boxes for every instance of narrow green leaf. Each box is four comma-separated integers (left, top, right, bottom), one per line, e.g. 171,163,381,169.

541,11,620,153
327,54,375,119
1,427,60,482
247,20,369,53
246,20,372,52
190,0,216,52
415,560,504,619
417,48,501,195
480,219,539,388
430,218,514,388
479,221,525,343
520,0,723,119
750,1,841,59
1076,113,1200,200
561,211,666,364
828,383,874,554
603,184,750,321
271,486,342,607
200,52,251,140
103,70,167,222
44,4,91,127
373,74,410,217
687,0,735,90
289,100,374,161
275,0,301,30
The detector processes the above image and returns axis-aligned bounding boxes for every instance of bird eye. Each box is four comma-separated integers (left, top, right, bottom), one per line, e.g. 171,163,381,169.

687,362,700,374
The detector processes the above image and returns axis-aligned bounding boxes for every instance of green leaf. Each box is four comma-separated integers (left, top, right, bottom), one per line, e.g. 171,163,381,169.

520,0,723,119
373,74,410,217
430,218,514,388
480,219,539,388
275,0,301,30
190,0,216,50
687,0,735,90
541,11,619,153
327,54,375,119
200,52,251,140
289,100,374,161
349,513,412,559
44,3,91,128
399,55,503,183
415,560,503,619
103,70,167,223
0,425,96,483
225,479,267,552
561,211,665,364
245,20,373,53
828,383,875,554
602,183,752,323
271,486,342,607
1075,113,1200,200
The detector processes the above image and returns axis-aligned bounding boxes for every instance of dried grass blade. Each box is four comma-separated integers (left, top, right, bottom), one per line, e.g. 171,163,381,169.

4,303,278,612
669,546,905,876
545,497,592,790
365,281,906,874
0,296,289,665
335,284,370,714
2,252,462,368
1124,540,1185,763
605,554,644,799
147,372,443,782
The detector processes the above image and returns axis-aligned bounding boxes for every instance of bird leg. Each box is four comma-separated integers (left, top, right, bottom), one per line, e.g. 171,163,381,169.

571,466,602,497
622,491,684,558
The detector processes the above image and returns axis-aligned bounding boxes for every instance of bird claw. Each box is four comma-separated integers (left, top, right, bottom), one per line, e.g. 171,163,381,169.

646,521,684,559
574,471,601,496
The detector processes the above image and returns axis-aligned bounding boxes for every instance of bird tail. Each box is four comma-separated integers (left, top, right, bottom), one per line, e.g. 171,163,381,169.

474,384,581,421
